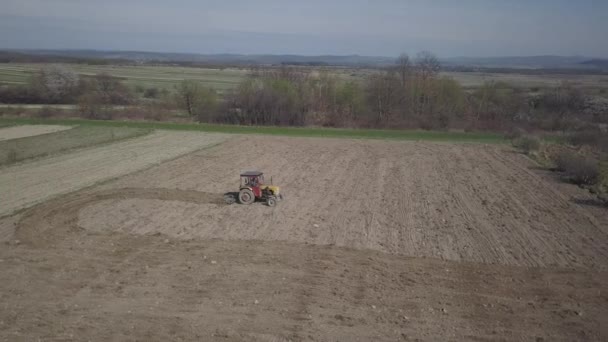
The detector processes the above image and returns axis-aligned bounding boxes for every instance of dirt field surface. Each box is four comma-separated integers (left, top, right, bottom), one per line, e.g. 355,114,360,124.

0,130,226,216
1,236,606,341
77,136,607,269
0,124,72,141
1,136,607,341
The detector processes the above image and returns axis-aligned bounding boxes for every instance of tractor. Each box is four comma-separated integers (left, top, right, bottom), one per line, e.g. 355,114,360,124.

224,171,283,206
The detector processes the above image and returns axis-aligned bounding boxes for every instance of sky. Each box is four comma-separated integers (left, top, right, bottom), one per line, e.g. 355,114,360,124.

0,0,606,57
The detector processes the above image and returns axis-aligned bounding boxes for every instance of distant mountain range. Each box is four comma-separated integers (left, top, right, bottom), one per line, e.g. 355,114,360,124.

2,49,607,69
3,49,396,66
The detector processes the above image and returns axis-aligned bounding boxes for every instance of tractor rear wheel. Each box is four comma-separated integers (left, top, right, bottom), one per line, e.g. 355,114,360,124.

238,189,255,205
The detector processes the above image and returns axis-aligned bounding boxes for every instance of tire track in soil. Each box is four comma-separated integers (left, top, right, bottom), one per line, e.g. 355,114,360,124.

16,188,227,247
285,246,333,340
475,147,608,268
476,148,566,266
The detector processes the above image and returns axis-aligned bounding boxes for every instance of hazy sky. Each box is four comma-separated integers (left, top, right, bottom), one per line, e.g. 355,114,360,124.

1,0,606,57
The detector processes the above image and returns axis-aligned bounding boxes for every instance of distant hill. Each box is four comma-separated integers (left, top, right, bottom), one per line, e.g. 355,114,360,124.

580,59,608,69
4,49,396,67
1,49,605,70
441,55,594,69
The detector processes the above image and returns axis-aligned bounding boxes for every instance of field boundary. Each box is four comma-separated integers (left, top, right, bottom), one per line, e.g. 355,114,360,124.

0,117,508,143
0,131,227,218
0,125,152,167
1,140,225,220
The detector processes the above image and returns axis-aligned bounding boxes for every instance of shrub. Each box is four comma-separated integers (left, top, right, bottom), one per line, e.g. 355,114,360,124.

144,87,160,99
504,127,526,140
569,129,601,146
35,105,63,118
0,105,27,117
78,93,114,120
568,129,608,153
134,84,145,93
553,151,600,185
513,135,541,154
28,65,80,103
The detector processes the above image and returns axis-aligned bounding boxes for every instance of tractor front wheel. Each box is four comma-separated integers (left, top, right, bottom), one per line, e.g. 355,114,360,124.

238,189,255,205
267,197,277,207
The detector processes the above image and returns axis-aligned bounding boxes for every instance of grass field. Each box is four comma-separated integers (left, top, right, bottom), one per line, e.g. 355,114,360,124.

0,117,508,143
0,63,250,92
0,125,150,165
442,71,608,89
2,63,607,93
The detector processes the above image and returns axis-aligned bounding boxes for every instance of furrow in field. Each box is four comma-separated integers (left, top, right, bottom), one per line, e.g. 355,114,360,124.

60,135,608,269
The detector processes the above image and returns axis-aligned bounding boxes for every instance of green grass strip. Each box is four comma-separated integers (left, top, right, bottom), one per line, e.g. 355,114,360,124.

0,125,150,166
0,117,508,144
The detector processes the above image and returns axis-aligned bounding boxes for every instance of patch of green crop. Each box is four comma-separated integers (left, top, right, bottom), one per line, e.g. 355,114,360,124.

0,117,507,144
0,125,151,165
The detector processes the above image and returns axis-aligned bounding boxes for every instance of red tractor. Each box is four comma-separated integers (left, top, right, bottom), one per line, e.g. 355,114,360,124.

224,171,283,206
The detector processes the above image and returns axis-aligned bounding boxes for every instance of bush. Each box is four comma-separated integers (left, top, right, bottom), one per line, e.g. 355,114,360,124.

569,129,601,146
35,105,63,118
134,84,145,93
144,87,160,99
0,105,27,117
513,135,541,154
504,127,526,140
568,129,608,153
553,151,600,185
78,93,114,120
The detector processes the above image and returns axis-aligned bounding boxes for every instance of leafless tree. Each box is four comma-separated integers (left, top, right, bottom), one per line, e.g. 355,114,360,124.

366,72,402,125
395,53,412,86
415,51,441,80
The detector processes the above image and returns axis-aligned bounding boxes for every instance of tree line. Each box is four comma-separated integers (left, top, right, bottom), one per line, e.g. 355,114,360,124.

205,52,598,131
0,52,605,132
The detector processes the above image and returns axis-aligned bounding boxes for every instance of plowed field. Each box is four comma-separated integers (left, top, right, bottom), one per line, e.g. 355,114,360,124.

1,134,606,341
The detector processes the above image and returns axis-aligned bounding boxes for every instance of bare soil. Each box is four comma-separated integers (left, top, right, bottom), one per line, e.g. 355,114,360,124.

83,136,608,269
0,124,72,141
1,136,607,341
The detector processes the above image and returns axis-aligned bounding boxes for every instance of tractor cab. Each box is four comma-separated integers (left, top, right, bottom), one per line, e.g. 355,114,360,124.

236,171,283,206
240,171,265,189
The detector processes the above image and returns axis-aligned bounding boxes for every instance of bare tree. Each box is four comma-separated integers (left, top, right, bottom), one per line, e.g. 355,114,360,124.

177,80,201,116
415,51,441,80
395,53,412,86
366,72,402,125
176,80,217,121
